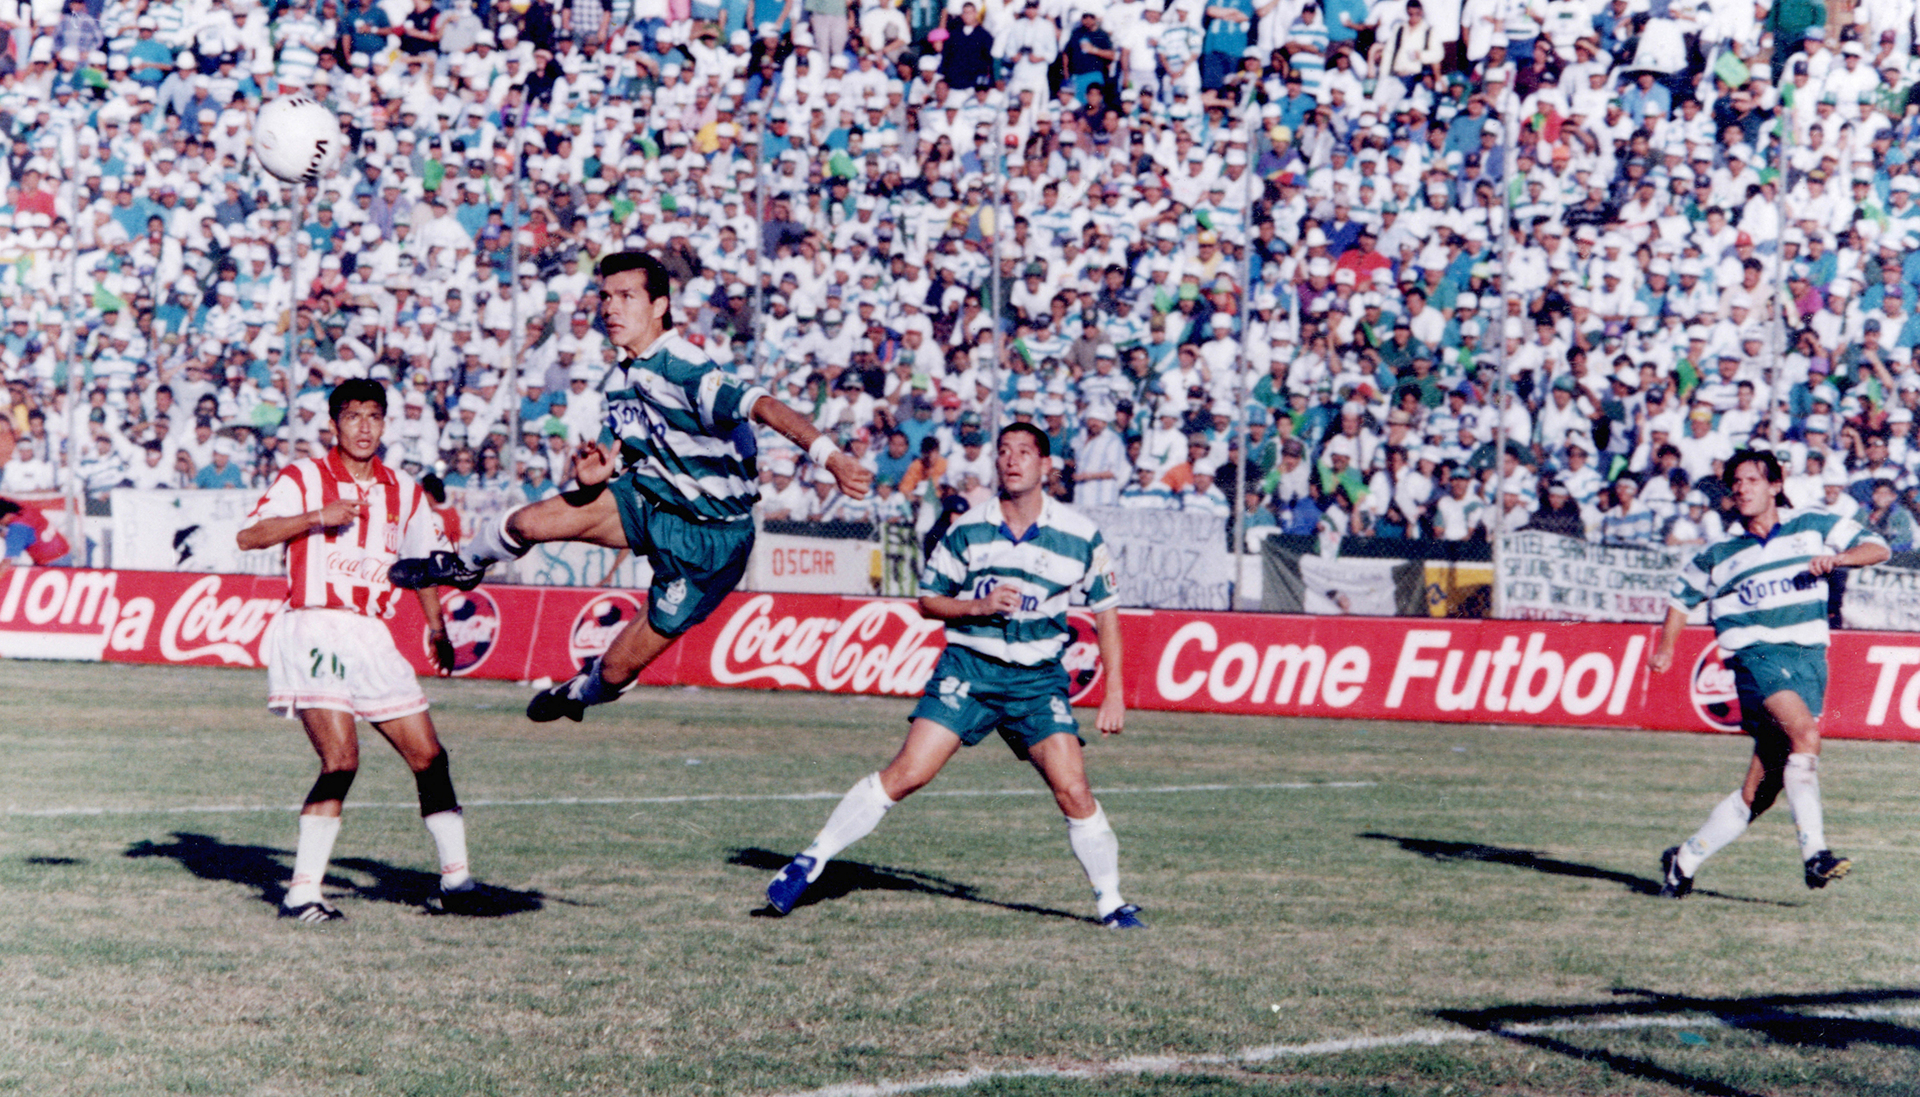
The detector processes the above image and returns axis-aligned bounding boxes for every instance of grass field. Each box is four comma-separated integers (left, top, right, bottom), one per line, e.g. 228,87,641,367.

5,660,1920,1097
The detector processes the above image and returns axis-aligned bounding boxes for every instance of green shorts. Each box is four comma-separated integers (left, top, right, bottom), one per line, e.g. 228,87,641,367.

909,646,1082,758
611,478,755,638
1729,643,1828,728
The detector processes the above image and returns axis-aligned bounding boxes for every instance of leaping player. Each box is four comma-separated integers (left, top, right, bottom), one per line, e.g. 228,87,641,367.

237,379,478,922
389,251,872,721
1650,449,1888,898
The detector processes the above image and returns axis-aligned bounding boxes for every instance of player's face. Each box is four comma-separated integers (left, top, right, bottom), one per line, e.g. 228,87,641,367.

1727,460,1777,519
996,432,1045,496
601,269,668,352
333,400,386,462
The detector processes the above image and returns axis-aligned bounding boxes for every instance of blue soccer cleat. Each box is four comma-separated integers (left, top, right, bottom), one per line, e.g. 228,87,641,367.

1101,903,1146,929
766,854,818,915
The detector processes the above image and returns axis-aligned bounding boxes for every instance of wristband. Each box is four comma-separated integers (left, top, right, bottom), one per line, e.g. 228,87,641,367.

809,435,841,469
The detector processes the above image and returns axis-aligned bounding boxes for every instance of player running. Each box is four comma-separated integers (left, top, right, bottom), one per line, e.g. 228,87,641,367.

765,423,1144,929
1649,449,1889,899
236,379,478,922
389,251,872,721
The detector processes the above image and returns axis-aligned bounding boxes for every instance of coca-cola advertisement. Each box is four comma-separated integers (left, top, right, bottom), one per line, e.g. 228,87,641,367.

9,568,1920,743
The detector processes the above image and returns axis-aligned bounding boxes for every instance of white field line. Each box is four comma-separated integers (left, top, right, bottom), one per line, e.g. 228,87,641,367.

1,780,1375,818
763,1003,1920,1097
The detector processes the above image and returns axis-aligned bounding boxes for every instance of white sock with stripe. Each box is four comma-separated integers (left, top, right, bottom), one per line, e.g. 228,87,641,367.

799,773,895,882
462,506,530,570
285,813,341,907
1676,791,1751,876
424,810,471,891
1783,753,1828,859
1066,803,1126,918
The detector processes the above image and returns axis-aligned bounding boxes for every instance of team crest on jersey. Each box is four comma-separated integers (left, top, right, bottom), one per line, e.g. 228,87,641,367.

568,593,647,671
430,589,500,675
1688,644,1741,732
658,578,689,612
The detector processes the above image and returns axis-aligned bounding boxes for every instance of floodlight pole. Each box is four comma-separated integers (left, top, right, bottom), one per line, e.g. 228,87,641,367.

506,107,528,486
285,183,304,418
1767,95,1792,445
750,76,770,382
988,90,1007,439
62,165,83,557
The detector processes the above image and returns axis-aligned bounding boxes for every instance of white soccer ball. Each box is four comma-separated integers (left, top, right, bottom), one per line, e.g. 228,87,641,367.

252,96,345,184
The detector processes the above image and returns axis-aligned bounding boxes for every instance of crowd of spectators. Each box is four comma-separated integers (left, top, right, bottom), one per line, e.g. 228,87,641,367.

3,0,1920,569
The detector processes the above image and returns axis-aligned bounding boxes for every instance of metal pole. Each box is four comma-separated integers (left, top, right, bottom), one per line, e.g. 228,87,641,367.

988,89,1007,438
750,73,770,383
506,114,527,485
285,184,303,418
1231,97,1257,608
1766,90,1792,449
1488,105,1511,620
62,174,83,557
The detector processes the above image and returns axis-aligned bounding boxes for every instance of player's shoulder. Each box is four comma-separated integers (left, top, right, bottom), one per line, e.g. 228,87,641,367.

639,332,716,382
275,456,322,483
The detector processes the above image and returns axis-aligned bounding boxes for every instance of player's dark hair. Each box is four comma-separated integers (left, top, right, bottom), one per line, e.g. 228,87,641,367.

597,251,675,329
328,378,388,422
1725,447,1791,507
999,421,1051,459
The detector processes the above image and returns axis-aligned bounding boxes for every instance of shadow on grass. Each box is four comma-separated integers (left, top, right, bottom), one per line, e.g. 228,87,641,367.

1439,987,1920,1097
1358,833,1797,906
23,856,83,866
728,847,1098,923
124,831,545,917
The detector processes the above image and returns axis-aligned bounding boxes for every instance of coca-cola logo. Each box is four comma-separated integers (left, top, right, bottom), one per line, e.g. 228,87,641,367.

1061,608,1103,704
160,574,280,666
1689,644,1741,731
710,594,944,695
431,589,500,675
569,593,646,671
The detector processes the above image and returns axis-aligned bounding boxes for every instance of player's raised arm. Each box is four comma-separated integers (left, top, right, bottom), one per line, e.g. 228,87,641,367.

749,393,873,499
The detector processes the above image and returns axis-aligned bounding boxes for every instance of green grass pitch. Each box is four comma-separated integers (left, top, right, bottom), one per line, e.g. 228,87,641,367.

4,660,1920,1096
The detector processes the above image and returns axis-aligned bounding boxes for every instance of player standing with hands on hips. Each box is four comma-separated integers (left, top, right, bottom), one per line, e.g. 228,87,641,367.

389,251,873,721
237,379,479,922
766,422,1144,928
1649,450,1889,899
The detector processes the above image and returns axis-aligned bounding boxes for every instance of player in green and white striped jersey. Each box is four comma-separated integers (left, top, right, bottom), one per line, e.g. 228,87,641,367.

766,423,1144,928
391,252,872,722
1649,450,1889,899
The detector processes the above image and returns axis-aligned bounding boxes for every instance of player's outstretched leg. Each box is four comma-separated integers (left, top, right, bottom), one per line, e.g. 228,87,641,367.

1783,753,1851,889
390,503,533,590
1661,790,1750,899
767,772,897,914
528,655,630,723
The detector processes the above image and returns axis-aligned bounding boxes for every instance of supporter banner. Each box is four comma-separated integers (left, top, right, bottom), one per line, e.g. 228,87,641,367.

1422,562,1492,618
111,489,284,576
1080,506,1231,611
746,532,877,595
1265,543,1424,616
19,568,1920,743
1839,561,1920,632
1497,531,1682,622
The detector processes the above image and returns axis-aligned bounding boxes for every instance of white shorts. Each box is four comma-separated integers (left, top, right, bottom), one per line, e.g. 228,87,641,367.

265,608,428,723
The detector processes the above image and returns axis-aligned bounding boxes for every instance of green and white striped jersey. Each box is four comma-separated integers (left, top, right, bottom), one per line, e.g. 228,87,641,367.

1669,509,1883,652
600,332,770,524
921,498,1121,667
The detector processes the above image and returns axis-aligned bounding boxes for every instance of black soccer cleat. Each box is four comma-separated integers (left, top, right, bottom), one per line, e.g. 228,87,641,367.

1804,850,1852,890
526,677,587,723
1101,903,1147,929
1658,846,1694,899
432,881,486,915
279,900,345,923
388,550,488,591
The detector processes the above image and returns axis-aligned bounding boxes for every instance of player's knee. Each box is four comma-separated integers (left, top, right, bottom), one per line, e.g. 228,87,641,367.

413,749,459,816
306,768,357,806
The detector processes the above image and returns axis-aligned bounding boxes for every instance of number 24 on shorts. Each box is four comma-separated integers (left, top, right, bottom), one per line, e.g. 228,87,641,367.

309,648,346,680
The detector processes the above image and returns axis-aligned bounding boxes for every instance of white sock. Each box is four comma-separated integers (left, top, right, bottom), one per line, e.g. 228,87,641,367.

1783,753,1828,859
1676,790,1751,876
463,506,529,569
286,813,342,907
424,809,471,890
1066,803,1126,918
799,773,895,881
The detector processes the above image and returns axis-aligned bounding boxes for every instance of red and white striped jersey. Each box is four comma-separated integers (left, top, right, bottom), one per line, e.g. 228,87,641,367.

247,451,449,619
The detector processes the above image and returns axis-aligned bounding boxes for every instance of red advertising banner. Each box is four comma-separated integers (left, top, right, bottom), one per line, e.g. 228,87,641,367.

4,567,1915,743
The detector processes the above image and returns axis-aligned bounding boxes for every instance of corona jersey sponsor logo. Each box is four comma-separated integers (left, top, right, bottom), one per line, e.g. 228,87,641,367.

1688,645,1741,731
570,593,647,670
435,589,501,675
1735,571,1818,606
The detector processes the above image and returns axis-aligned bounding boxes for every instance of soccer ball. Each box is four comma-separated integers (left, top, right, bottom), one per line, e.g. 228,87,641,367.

252,96,345,184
